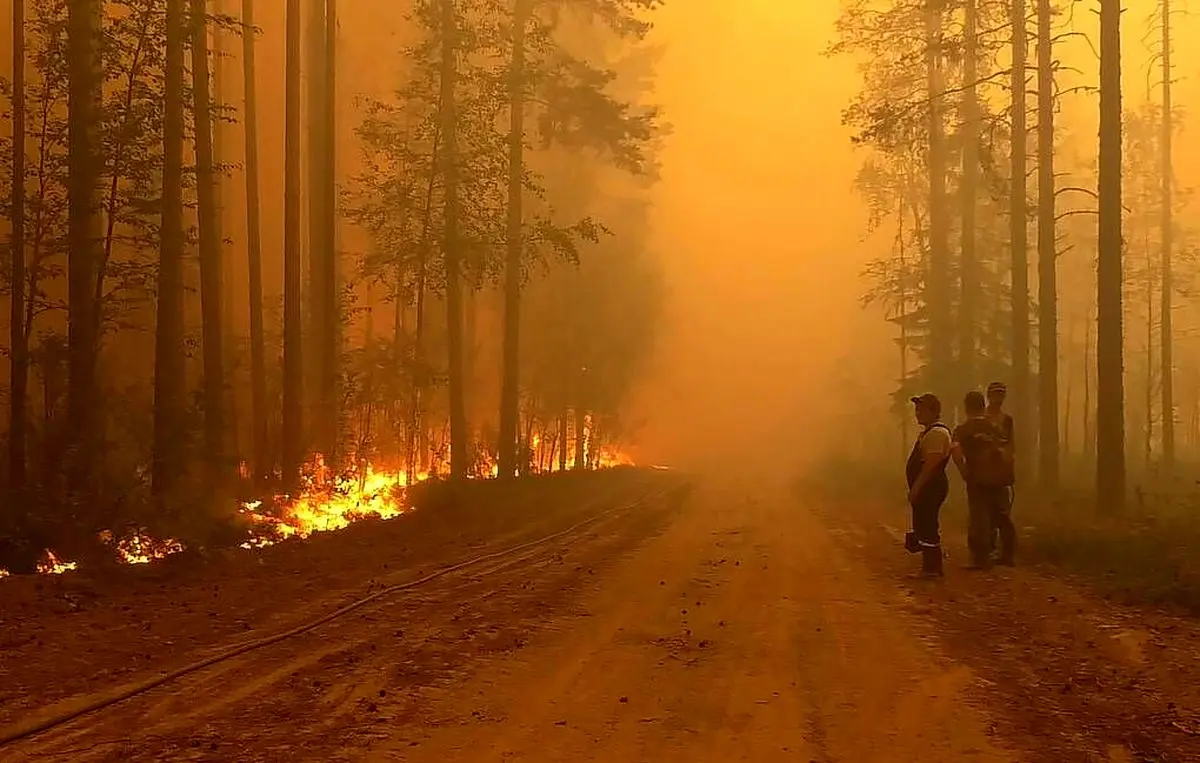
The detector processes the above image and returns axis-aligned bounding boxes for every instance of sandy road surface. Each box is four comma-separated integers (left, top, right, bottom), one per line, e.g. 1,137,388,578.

6,476,1200,761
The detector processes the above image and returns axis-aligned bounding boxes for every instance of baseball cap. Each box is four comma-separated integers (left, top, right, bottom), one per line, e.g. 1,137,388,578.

910,393,942,414
986,381,1007,395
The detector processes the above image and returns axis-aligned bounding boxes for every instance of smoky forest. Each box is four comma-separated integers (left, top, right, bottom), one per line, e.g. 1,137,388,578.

0,0,663,574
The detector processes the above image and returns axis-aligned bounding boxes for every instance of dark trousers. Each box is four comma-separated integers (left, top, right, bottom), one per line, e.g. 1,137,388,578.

910,483,947,549
967,484,1015,562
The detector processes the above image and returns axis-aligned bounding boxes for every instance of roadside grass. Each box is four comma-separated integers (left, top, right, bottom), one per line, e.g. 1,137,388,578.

1019,482,1200,613
797,456,1200,613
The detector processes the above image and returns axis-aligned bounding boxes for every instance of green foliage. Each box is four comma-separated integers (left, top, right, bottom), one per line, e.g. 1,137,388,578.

834,0,1022,406
344,0,664,457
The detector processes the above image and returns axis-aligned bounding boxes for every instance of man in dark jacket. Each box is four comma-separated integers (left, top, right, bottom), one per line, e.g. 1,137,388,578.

905,393,952,577
984,381,1016,565
951,391,1017,568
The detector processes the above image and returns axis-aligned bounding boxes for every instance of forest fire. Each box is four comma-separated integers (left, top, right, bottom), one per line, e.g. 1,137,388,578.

238,460,416,545
0,446,635,578
34,551,78,575
108,533,187,565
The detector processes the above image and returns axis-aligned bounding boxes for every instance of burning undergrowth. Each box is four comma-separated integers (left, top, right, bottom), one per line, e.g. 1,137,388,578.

1,447,635,578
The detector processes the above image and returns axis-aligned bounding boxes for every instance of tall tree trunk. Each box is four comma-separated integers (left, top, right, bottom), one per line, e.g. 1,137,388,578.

1083,310,1094,461
1036,0,1058,487
1011,0,1031,477
898,186,912,454
242,0,268,485
409,128,439,478
154,0,188,496
464,286,477,418
213,0,239,465
573,408,586,471
10,0,27,493
498,0,529,480
1062,315,1072,460
283,0,306,489
925,0,951,395
306,0,332,458
1145,252,1154,470
1096,0,1125,510
67,0,103,498
191,0,227,487
322,0,339,460
959,0,978,388
1160,0,1175,470
557,412,568,472
440,0,468,481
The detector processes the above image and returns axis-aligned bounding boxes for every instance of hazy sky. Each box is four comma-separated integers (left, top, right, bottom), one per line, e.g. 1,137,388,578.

630,0,891,472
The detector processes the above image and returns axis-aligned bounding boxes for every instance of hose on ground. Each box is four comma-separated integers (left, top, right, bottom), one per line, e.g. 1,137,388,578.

0,482,675,749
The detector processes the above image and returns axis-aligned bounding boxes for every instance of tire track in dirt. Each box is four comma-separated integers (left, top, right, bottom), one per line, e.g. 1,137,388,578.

358,483,1012,763
5,482,686,762
0,472,663,721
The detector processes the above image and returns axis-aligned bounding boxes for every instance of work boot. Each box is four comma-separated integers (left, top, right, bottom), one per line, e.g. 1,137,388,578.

920,547,944,578
966,554,993,571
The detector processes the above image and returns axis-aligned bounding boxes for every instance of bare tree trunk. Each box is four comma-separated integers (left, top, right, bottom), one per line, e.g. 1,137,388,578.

959,0,979,387
191,0,227,487
10,0,27,492
212,0,238,465
1160,0,1175,470
573,408,586,471
242,0,268,485
558,413,568,472
440,0,468,481
1096,0,1125,510
1062,315,1072,460
1083,310,1094,461
67,0,103,498
464,286,476,417
925,0,951,395
1011,0,1031,478
283,0,306,490
316,0,340,458
323,0,339,458
898,191,910,455
306,0,337,459
154,0,188,496
498,0,529,480
1036,0,1058,488
1145,252,1154,471
409,133,438,478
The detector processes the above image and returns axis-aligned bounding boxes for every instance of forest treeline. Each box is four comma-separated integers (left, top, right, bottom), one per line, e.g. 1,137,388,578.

834,0,1192,508
0,0,665,571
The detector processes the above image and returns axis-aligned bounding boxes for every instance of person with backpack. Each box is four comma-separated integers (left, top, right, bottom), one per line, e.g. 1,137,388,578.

951,390,1017,568
985,380,1016,561
905,393,952,577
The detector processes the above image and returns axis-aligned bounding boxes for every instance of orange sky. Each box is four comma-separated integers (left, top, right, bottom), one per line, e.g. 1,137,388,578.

629,0,891,472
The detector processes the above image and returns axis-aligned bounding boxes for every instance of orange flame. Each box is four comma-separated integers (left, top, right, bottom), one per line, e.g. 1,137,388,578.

35,550,77,575
2,447,636,578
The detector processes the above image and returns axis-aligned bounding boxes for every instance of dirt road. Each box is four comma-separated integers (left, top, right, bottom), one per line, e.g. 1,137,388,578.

4,475,1200,761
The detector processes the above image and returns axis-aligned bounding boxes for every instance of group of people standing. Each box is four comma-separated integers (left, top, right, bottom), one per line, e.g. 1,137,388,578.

904,382,1016,578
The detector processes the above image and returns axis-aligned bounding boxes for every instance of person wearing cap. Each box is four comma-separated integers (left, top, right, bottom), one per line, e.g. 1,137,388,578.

984,380,1016,565
951,390,1017,569
985,381,1015,455
905,393,952,577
